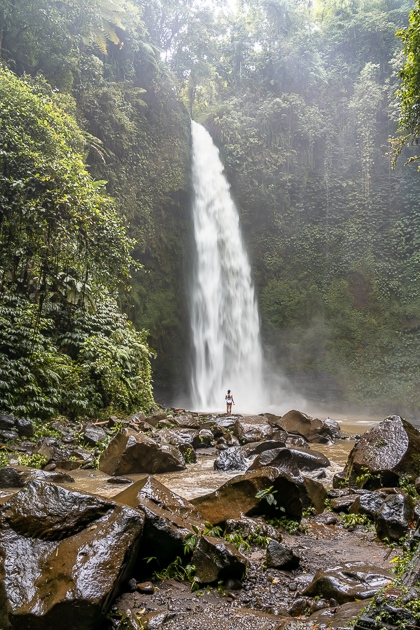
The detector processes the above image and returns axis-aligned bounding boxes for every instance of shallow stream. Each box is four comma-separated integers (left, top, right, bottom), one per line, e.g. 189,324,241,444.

62,412,386,501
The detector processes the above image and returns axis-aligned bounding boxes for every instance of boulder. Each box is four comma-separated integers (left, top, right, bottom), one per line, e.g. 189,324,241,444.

0,480,144,629
0,430,18,442
191,467,309,525
241,440,286,458
115,477,203,566
342,416,420,488
192,535,248,584
15,417,35,438
375,492,415,542
249,447,330,472
83,423,107,446
269,410,338,443
266,540,300,570
302,561,392,604
349,491,388,519
98,429,186,476
159,429,197,463
0,413,15,431
172,415,200,429
145,412,167,427
214,446,248,472
233,418,274,443
195,429,214,448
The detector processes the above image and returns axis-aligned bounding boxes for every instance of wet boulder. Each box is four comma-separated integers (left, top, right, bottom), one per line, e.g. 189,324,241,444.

172,415,200,429
266,410,339,443
159,429,197,463
0,413,15,431
241,440,286,458
192,467,309,525
0,480,144,629
302,561,392,604
192,535,248,584
375,492,415,542
233,417,274,443
342,416,420,488
249,447,330,472
214,446,248,472
83,423,107,446
349,490,388,519
266,540,300,570
195,429,214,448
99,429,186,476
115,477,204,566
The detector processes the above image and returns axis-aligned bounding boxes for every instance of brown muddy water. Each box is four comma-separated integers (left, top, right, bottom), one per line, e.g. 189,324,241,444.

60,412,385,502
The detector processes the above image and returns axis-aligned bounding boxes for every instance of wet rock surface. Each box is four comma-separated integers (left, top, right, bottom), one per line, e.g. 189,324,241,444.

99,429,187,476
342,416,420,488
0,480,144,629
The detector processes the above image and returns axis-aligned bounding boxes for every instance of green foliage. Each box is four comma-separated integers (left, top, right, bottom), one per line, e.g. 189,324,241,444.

153,556,200,591
224,532,251,553
399,475,418,497
265,516,301,536
0,451,10,468
255,486,278,506
355,467,381,489
16,453,48,469
341,513,374,530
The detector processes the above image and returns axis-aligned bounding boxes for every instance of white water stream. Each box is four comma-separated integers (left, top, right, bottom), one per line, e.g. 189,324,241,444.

189,121,267,412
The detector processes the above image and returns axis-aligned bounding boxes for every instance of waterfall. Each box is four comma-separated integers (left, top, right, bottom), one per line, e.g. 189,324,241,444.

190,121,267,412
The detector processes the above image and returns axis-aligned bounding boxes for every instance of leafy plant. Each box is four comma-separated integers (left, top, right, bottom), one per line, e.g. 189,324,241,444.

224,532,251,553
153,556,200,591
17,453,48,469
341,513,373,530
255,486,278,506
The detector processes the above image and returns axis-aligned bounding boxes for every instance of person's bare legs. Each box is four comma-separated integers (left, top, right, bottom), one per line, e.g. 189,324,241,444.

227,403,232,414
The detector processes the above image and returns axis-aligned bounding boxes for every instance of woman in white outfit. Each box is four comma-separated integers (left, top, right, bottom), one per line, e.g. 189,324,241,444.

225,389,234,414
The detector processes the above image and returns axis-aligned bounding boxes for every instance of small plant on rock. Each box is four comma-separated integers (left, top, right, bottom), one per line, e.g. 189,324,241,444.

255,486,278,506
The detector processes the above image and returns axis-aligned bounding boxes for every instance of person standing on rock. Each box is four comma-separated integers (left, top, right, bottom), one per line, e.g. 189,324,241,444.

225,389,234,414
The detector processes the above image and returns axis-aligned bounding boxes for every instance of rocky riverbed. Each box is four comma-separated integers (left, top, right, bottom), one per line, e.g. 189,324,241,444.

1,409,420,630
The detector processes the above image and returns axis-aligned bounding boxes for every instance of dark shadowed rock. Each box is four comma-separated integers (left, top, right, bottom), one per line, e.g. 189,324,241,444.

191,467,310,525
0,430,18,441
99,429,186,476
343,416,420,488
115,477,203,566
214,446,248,471
159,429,198,463
266,540,300,569
249,447,330,472
84,423,107,446
302,561,392,604
0,480,144,629
375,492,415,542
0,413,15,431
15,417,35,438
192,535,248,583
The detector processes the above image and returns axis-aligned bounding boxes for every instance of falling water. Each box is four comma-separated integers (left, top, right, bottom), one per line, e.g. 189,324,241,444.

190,121,267,412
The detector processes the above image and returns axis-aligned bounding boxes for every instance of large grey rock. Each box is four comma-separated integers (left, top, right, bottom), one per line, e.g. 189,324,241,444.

375,492,415,542
83,423,107,446
99,429,186,476
0,480,144,629
241,440,287,458
0,414,15,431
342,416,420,488
302,561,392,604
